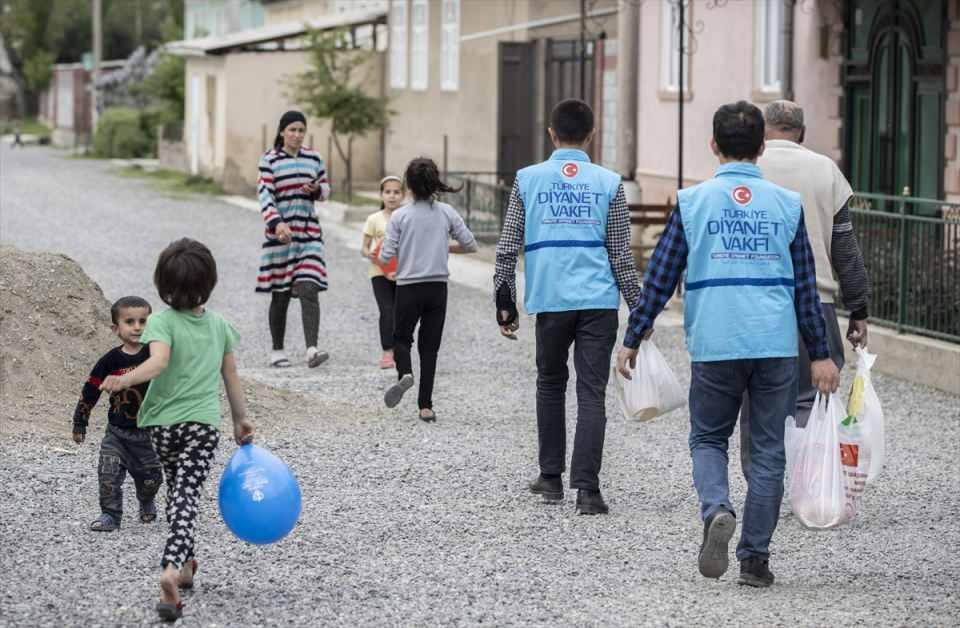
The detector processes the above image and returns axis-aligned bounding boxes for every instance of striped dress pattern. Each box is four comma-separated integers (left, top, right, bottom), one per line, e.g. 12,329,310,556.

256,147,331,293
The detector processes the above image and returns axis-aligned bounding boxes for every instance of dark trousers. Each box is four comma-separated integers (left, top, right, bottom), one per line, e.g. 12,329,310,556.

690,358,798,560
393,282,448,410
98,424,163,521
371,276,397,351
740,303,846,477
269,281,321,350
151,422,219,570
535,309,618,491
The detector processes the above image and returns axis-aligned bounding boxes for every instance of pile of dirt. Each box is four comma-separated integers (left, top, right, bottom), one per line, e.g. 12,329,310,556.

0,246,117,436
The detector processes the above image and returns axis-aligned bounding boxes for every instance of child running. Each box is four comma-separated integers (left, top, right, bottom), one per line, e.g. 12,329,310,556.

379,158,478,422
72,296,163,531
100,238,254,622
361,175,404,369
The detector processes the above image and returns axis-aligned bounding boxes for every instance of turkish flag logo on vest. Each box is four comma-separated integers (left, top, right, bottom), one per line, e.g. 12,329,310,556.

732,185,752,205
561,162,579,178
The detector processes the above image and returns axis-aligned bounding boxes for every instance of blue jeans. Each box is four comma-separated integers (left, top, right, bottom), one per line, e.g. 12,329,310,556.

689,357,798,560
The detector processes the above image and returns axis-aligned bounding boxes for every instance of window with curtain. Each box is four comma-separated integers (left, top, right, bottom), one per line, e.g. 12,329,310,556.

759,0,784,92
390,0,408,89
660,1,689,91
410,0,429,90
441,0,459,91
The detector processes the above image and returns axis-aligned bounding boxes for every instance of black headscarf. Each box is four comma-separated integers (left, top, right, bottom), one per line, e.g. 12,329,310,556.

274,110,307,150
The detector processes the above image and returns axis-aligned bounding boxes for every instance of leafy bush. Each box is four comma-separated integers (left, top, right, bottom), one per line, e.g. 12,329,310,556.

93,108,154,158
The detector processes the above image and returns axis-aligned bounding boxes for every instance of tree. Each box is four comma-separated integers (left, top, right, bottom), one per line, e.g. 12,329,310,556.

288,28,392,200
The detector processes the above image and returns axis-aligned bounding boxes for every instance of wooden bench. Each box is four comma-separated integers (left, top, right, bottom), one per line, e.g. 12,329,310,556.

628,200,673,272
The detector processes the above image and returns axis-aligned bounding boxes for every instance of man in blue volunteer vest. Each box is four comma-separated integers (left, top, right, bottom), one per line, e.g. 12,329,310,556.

615,101,839,586
494,99,640,515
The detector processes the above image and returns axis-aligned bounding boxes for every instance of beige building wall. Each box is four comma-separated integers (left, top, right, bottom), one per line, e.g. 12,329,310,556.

635,1,844,203
385,0,616,178
185,49,384,194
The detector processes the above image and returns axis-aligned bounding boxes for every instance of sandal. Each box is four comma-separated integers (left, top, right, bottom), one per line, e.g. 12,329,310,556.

139,499,157,524
270,357,292,368
89,513,119,532
155,600,183,622
307,349,329,368
179,559,198,590
419,410,437,423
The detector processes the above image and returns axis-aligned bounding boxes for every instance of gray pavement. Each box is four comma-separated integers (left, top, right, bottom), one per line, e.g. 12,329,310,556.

1,145,958,627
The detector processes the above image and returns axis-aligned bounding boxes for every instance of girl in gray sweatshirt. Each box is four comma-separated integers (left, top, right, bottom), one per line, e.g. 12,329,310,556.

378,158,478,421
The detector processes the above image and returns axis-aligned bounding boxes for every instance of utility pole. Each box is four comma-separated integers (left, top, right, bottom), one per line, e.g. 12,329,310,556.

92,0,102,131
579,0,586,99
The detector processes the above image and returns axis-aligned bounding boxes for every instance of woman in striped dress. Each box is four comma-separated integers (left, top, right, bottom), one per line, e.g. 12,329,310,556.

256,110,331,368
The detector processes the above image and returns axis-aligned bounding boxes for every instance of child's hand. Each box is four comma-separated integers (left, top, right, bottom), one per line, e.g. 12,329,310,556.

99,374,129,393
386,271,397,281
72,431,85,444
233,417,255,446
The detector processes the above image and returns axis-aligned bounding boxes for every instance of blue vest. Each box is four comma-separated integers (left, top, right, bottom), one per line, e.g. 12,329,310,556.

518,149,621,313
679,162,802,361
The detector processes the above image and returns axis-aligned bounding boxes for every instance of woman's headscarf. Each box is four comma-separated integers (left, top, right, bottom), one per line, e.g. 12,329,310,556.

274,110,307,150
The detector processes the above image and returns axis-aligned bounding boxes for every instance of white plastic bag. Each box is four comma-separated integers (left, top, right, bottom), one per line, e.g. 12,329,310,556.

612,340,685,422
788,393,846,529
846,347,885,482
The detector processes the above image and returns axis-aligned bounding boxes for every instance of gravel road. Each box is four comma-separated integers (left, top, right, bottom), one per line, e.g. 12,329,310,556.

1,146,958,627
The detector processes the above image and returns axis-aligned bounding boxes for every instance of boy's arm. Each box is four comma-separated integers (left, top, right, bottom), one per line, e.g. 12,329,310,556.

493,181,525,325
72,353,111,438
623,209,688,349
605,185,641,309
221,352,254,445
99,342,170,392
790,213,830,361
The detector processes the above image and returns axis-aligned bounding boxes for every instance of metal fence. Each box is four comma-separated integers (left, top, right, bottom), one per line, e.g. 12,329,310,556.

845,193,960,343
442,172,512,241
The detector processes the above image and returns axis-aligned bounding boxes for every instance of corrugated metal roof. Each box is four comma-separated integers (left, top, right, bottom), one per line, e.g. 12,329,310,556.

165,8,386,56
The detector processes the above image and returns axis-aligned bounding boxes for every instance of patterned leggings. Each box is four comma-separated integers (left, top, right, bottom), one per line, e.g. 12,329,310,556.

150,423,220,569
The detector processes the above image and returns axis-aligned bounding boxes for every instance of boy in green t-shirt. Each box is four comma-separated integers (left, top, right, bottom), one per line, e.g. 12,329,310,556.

101,238,254,622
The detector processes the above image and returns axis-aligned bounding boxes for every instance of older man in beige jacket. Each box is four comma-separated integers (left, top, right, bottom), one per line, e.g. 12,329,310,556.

741,100,872,476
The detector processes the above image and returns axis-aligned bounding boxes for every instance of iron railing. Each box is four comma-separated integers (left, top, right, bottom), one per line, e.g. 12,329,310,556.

442,172,512,240
844,192,960,343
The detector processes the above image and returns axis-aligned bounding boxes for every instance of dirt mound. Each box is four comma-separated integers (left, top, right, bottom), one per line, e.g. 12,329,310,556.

0,246,116,437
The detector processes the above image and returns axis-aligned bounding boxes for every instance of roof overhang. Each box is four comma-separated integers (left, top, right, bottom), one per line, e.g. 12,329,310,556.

165,9,386,56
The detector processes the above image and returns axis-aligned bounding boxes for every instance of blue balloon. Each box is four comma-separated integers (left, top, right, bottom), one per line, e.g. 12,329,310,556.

218,444,302,545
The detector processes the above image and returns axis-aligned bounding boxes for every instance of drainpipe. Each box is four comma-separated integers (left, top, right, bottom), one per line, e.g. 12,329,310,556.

616,0,639,181
783,0,796,101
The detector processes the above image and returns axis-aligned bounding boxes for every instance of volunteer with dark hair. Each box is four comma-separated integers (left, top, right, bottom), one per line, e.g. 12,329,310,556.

494,98,640,516
615,101,839,587
256,110,331,369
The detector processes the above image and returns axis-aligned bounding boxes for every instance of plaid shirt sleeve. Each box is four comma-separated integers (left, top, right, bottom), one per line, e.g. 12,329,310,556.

623,208,688,349
493,180,525,303
791,212,830,361
606,185,641,309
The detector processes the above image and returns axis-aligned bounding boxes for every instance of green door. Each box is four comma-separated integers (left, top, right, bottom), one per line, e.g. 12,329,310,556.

845,0,946,209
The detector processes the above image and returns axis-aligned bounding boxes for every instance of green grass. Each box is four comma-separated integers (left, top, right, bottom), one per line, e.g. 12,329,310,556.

118,166,224,196
1,118,51,136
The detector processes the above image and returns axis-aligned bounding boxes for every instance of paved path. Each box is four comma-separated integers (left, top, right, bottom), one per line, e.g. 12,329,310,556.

1,146,958,627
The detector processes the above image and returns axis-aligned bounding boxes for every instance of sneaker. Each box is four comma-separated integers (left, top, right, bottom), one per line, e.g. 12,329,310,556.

698,508,736,578
384,374,414,408
738,557,775,588
528,474,563,501
575,489,609,515
90,513,120,531
139,499,158,523
306,347,329,368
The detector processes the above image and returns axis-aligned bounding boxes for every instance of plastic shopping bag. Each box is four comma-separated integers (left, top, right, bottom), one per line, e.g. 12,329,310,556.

788,393,846,529
845,347,885,482
612,340,686,422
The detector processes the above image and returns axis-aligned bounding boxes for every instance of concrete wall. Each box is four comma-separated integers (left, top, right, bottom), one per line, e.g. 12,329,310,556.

185,49,384,194
384,0,617,177
634,1,844,202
